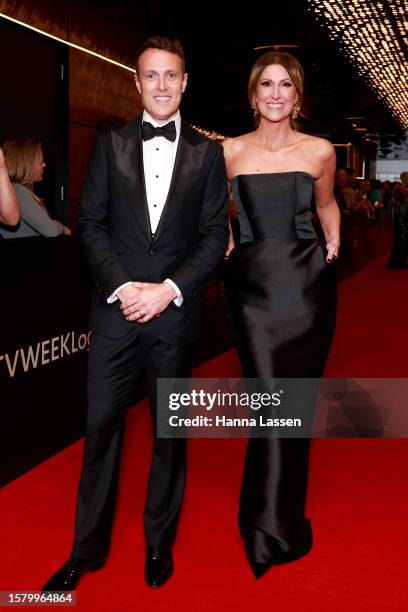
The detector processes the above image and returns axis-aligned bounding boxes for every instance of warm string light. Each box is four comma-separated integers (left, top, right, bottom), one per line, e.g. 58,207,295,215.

306,0,408,129
190,126,225,141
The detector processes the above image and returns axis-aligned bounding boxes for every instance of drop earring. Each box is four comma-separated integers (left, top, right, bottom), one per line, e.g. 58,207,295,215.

291,100,300,120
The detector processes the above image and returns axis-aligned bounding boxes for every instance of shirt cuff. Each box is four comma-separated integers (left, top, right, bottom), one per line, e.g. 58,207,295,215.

107,281,133,304
164,278,183,307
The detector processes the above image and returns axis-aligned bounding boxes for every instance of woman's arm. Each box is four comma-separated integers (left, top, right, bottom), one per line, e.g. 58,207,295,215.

313,140,341,262
0,148,20,226
14,184,64,237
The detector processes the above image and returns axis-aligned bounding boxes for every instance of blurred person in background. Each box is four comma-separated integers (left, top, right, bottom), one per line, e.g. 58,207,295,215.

386,186,408,269
0,138,71,239
0,146,19,227
381,180,392,208
368,179,383,210
399,172,408,199
334,168,348,211
391,181,402,205
343,168,357,209
354,179,376,217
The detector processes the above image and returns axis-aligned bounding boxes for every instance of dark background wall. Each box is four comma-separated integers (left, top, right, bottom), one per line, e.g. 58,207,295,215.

0,17,68,221
1,0,147,228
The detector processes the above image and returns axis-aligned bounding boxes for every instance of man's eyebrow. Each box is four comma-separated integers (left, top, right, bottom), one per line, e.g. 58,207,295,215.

143,68,180,73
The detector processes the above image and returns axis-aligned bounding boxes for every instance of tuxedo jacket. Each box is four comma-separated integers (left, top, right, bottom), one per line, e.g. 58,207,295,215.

78,115,229,343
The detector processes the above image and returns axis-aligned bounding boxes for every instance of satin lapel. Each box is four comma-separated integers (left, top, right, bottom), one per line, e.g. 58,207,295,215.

111,120,151,238
153,123,208,242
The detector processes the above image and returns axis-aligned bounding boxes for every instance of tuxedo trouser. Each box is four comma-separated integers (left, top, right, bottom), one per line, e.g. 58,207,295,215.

71,326,193,558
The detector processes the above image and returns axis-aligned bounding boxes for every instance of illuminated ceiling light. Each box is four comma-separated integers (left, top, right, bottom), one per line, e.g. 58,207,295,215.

307,0,408,128
254,44,300,50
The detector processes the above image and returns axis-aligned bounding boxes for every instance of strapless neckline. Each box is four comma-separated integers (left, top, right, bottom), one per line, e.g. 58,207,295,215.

231,171,316,181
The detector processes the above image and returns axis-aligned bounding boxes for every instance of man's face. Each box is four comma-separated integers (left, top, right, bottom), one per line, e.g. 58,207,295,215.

134,48,187,123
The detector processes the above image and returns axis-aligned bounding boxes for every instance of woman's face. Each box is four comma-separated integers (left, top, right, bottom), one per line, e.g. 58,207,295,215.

255,63,298,123
32,150,46,182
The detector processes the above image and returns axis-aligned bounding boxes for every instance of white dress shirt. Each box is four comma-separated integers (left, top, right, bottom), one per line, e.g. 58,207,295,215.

107,110,183,306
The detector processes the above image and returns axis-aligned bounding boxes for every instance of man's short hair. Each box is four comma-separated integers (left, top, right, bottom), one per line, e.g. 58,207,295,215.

135,36,185,74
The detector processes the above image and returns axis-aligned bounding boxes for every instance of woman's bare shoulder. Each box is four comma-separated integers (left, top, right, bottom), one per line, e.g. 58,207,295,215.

299,133,335,159
222,133,255,152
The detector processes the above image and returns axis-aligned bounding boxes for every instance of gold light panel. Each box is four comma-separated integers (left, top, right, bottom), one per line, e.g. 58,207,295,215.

307,0,408,128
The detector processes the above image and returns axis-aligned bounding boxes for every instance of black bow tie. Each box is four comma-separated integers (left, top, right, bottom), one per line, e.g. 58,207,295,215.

141,121,177,142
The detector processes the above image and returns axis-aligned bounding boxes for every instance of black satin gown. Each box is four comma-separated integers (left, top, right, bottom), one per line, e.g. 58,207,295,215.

225,172,337,578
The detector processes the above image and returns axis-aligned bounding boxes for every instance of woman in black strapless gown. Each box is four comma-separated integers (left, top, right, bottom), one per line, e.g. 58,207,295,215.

223,52,340,578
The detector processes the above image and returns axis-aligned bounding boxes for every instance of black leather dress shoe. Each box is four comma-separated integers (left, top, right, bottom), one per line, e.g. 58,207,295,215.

145,546,173,588
42,556,106,591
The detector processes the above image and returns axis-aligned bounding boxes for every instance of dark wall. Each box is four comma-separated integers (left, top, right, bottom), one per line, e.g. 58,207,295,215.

0,238,91,486
1,0,147,231
0,18,68,221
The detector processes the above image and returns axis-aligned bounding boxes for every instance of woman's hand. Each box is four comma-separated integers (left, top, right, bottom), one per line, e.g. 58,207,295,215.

326,239,339,263
63,226,72,235
225,234,235,259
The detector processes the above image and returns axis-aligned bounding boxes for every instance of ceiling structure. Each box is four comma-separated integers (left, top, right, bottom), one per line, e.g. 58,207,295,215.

1,0,406,157
307,0,408,129
148,0,407,157
306,0,408,158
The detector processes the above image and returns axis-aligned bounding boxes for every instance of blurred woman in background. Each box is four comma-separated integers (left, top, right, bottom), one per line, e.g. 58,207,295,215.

386,190,408,269
0,147,19,227
0,138,71,238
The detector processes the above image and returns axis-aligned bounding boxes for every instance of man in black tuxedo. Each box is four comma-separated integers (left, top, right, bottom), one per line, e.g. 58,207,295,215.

43,36,228,591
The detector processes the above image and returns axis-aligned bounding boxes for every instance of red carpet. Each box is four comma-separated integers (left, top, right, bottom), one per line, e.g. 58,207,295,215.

1,256,408,611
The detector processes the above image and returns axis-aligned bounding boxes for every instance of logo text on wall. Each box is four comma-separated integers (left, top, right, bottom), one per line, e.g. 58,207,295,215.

0,330,92,378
